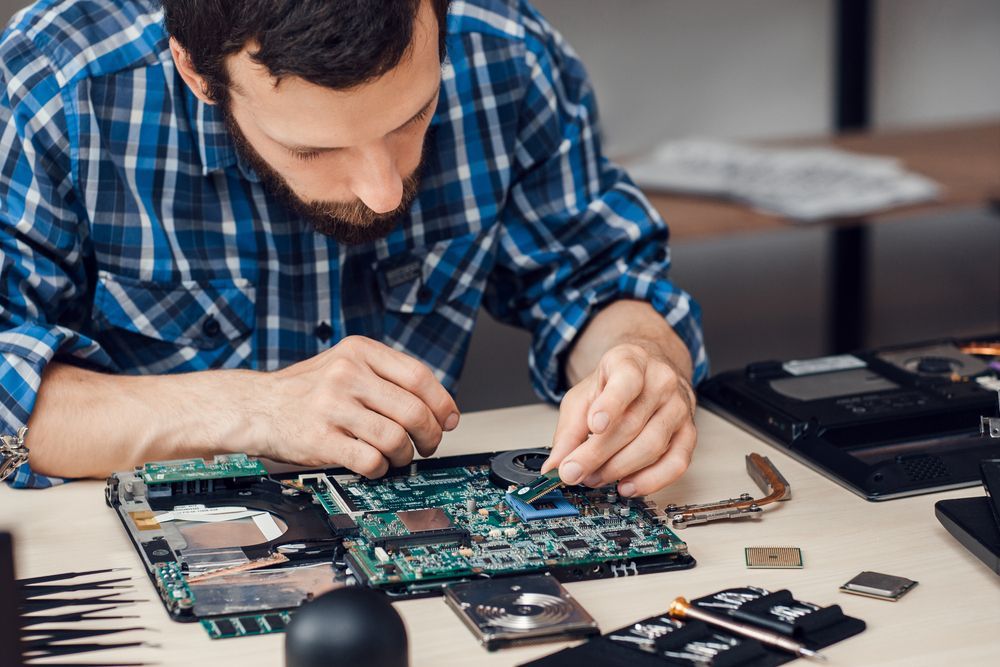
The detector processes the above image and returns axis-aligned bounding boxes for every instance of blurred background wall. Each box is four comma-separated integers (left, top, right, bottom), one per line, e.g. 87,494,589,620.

2,0,998,410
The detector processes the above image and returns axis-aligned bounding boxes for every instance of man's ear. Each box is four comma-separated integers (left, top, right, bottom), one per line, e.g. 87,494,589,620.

169,36,215,105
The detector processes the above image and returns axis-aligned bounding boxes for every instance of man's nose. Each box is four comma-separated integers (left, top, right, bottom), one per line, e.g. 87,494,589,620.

350,142,403,214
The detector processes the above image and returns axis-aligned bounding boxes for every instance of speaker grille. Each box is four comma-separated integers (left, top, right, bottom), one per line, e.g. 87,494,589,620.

898,455,949,482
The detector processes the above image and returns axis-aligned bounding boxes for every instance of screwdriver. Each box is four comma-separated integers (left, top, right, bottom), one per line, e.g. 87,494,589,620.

668,596,828,662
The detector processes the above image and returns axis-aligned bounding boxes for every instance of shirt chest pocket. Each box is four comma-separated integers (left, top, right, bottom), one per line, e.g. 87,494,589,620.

375,228,497,315
91,271,256,371
372,229,497,388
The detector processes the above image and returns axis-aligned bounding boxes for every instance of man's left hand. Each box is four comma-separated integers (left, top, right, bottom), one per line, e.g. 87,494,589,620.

542,343,697,497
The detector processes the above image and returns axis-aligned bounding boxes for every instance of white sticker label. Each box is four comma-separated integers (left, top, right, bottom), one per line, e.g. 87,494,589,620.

157,505,257,523
782,355,866,376
252,512,284,541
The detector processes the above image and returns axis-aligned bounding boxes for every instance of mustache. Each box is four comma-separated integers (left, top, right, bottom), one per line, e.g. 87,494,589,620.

221,104,428,244
305,173,422,226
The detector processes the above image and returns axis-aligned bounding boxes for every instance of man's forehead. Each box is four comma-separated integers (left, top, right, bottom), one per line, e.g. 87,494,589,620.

224,0,443,150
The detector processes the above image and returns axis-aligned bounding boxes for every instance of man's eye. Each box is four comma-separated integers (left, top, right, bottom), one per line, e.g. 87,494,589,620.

411,106,431,124
291,150,321,161
394,106,432,135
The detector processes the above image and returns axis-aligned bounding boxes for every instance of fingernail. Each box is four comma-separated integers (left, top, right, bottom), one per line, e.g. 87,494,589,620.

620,482,637,497
583,473,602,487
444,412,459,431
560,460,583,485
591,411,609,433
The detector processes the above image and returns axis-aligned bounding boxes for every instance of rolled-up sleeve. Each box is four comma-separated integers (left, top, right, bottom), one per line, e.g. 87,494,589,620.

483,3,708,403
1,31,112,487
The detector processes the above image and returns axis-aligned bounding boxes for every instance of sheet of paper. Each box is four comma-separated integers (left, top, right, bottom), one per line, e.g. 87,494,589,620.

625,138,940,221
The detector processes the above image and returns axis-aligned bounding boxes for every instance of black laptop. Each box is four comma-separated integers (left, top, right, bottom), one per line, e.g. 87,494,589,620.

698,335,1000,501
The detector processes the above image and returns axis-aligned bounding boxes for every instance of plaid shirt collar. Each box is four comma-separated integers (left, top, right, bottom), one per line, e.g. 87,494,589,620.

185,88,243,177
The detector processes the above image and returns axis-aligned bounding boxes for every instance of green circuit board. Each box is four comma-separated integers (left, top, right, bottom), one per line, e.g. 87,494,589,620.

110,448,694,634
153,562,195,616
142,454,268,485
307,462,690,594
201,611,291,639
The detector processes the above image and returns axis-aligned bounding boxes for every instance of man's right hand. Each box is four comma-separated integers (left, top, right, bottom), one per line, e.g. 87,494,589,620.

248,336,460,478
25,336,459,481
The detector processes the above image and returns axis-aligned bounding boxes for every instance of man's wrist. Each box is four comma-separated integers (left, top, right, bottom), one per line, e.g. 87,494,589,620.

198,369,273,457
135,368,270,461
564,300,694,388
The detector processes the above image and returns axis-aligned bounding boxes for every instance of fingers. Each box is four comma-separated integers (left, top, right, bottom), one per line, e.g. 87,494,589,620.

587,350,645,434
556,387,660,485
348,336,460,431
581,399,686,488
543,386,590,475
352,374,446,458
545,340,698,492
332,402,417,469
546,349,650,483
329,433,390,479
618,421,697,497
273,337,458,475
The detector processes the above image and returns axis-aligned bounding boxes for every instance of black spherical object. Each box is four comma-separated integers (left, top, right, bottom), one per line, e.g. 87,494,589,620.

285,587,408,667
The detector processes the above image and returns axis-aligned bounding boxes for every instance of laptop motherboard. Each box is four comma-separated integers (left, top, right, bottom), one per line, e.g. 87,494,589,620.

106,448,694,638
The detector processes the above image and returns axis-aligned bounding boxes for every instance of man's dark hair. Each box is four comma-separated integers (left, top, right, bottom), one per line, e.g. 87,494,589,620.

162,0,450,104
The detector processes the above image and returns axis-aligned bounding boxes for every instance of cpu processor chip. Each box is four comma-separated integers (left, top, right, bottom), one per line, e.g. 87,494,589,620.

744,546,803,568
839,571,918,601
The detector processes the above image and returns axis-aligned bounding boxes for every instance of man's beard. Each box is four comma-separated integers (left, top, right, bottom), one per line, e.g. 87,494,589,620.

223,106,423,245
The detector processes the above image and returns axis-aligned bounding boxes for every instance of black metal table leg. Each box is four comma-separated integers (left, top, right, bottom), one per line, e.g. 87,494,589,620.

829,0,873,353
828,224,870,353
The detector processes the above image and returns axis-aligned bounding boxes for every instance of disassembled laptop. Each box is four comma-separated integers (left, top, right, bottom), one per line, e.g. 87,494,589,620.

107,447,793,641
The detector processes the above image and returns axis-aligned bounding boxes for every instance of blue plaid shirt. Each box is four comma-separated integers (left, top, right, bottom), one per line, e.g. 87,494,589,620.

0,0,706,489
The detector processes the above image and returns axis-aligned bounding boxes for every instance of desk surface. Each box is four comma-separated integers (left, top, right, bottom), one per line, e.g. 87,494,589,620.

648,120,1000,242
2,404,999,666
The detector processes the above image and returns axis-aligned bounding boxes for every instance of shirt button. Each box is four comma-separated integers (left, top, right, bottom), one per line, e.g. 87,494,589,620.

314,321,333,343
201,315,221,338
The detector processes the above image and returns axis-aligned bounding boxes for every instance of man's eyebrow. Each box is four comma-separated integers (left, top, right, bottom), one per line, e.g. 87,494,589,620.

278,85,440,154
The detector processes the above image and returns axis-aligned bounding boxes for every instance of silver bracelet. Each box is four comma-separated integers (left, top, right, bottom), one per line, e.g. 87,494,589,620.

0,426,30,482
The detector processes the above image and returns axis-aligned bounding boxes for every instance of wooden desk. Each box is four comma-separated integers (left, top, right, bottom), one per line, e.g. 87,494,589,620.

2,404,999,666
645,120,1000,243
